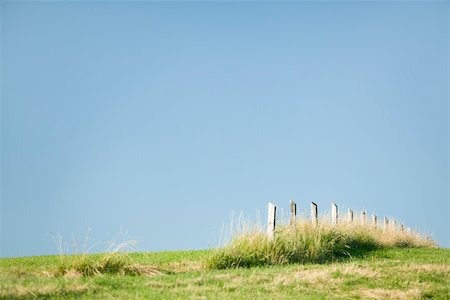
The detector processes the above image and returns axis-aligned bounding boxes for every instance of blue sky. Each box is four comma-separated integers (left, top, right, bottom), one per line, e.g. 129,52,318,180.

1,1,448,257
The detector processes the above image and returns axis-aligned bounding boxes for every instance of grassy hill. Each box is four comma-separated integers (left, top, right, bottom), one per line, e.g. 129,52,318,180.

1,248,449,299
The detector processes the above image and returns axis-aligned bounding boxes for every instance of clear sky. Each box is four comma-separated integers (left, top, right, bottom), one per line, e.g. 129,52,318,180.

1,1,448,257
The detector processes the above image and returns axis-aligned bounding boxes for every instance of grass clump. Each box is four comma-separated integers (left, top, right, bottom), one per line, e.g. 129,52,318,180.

56,253,161,277
206,219,435,269
52,231,161,277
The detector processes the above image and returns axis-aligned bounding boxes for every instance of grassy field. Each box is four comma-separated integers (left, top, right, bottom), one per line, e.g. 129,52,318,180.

1,248,449,299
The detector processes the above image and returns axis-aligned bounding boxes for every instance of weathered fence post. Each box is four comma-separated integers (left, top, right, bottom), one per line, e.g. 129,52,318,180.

311,202,318,225
384,217,389,230
372,214,377,227
267,202,277,239
347,209,353,223
331,203,338,225
290,200,297,225
361,211,366,225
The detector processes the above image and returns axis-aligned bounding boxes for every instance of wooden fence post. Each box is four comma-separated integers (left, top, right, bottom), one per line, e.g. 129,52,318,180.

331,203,338,225
384,217,389,230
372,214,377,227
311,202,318,225
347,209,353,223
267,202,277,239
361,211,366,225
290,200,297,225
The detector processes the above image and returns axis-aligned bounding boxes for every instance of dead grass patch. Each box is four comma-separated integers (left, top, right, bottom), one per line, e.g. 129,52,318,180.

125,264,164,276
339,265,380,278
168,261,204,273
391,263,450,273
358,287,421,299
293,268,332,284
0,282,91,298
63,269,83,279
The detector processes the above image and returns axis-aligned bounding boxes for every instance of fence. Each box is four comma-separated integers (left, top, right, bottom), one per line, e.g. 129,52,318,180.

266,200,411,238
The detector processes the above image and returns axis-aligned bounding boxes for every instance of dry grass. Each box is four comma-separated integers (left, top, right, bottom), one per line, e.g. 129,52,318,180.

0,282,92,299
357,287,421,300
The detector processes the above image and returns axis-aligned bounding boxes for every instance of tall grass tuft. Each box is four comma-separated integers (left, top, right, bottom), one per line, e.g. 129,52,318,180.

206,215,435,269
55,252,161,277
53,229,161,277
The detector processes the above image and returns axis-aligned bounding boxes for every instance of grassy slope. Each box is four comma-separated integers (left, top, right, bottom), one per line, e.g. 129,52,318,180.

0,248,449,300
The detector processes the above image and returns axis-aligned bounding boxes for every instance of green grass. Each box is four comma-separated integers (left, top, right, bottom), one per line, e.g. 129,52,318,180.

0,218,441,299
1,248,449,299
